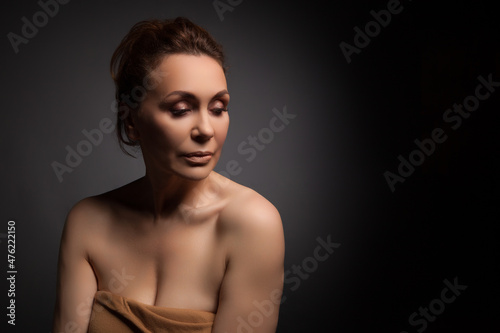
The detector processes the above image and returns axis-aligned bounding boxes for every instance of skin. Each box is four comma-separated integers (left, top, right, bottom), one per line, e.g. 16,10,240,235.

52,54,285,332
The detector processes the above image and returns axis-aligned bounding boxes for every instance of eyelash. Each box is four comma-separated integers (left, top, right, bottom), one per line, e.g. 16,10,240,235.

212,107,228,115
169,108,190,116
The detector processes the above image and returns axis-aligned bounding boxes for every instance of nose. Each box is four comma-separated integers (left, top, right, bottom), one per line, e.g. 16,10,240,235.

191,110,214,142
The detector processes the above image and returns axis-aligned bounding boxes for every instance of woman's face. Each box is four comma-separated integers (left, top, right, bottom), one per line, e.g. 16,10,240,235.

131,54,230,181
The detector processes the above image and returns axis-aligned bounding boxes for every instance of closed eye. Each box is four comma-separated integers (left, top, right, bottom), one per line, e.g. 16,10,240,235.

211,107,228,115
169,108,191,117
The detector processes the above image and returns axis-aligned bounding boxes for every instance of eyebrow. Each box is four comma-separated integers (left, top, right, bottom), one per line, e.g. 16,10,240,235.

164,89,229,100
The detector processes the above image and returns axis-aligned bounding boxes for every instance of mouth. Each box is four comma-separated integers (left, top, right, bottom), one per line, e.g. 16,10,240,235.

182,151,214,164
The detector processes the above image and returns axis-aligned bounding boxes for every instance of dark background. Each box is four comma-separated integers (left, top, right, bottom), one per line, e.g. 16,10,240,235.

1,0,498,332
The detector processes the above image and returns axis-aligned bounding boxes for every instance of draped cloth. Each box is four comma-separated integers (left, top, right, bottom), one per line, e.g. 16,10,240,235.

88,290,215,333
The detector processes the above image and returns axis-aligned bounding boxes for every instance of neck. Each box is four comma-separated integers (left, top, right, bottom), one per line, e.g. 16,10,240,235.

141,169,210,220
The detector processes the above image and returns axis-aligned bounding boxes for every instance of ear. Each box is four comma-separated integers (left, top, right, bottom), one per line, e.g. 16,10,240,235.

119,102,140,142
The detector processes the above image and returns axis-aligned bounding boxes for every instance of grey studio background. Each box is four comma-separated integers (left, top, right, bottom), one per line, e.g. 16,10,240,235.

1,0,499,332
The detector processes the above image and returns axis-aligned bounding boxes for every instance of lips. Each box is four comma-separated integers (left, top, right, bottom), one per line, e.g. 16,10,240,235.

182,151,213,164
184,151,213,157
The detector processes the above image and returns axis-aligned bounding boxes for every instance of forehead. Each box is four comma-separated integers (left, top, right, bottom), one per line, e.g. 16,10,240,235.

153,54,227,97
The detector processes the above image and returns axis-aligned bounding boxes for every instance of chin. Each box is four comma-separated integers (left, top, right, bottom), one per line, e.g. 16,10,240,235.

182,171,212,181
173,164,215,181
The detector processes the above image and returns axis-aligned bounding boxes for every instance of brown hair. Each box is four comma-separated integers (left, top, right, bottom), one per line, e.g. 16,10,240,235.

110,17,226,155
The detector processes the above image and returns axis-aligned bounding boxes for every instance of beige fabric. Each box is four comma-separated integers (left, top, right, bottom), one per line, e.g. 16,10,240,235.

88,290,215,333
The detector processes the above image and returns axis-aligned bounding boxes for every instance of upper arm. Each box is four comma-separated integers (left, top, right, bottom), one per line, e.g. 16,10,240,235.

212,192,285,333
52,199,99,333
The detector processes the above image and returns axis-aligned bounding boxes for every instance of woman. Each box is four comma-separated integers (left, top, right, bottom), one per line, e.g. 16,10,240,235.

52,17,285,332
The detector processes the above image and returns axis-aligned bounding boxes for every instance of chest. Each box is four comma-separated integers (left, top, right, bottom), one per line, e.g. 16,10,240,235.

89,215,227,311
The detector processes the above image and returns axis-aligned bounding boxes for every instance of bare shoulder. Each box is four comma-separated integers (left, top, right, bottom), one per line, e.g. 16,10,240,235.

61,180,136,246
60,197,109,251
66,196,110,221
213,172,284,245
64,177,141,229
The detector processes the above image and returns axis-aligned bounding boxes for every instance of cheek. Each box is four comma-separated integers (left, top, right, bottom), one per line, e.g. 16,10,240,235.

140,115,190,150
214,118,229,145
163,122,191,148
